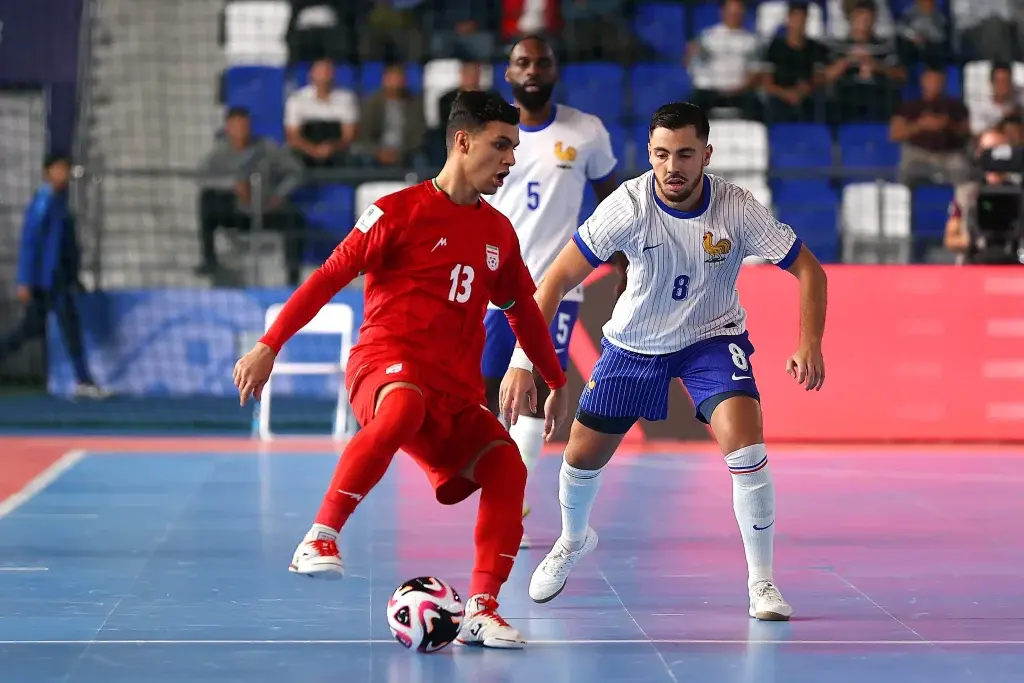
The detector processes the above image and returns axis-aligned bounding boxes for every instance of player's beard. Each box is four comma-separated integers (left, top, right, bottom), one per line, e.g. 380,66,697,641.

511,82,554,112
657,173,702,204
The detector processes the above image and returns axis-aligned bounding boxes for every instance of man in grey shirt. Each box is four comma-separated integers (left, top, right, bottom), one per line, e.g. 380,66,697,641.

197,107,307,285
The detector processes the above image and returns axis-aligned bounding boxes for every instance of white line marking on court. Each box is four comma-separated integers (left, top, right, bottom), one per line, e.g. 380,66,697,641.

0,449,87,520
7,513,99,520
0,567,49,572
0,639,1021,646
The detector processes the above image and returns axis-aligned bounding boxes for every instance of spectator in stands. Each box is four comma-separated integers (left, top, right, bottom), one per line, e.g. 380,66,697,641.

285,58,359,168
359,0,426,63
197,108,307,286
562,0,639,63
896,0,950,67
0,154,108,399
944,128,1014,263
439,62,483,128
951,0,1016,62
969,62,1024,136
356,64,426,167
890,66,970,184
686,0,762,120
425,1,499,62
286,0,356,64
998,113,1023,145
763,2,829,123
501,0,562,50
824,0,905,123
827,0,895,40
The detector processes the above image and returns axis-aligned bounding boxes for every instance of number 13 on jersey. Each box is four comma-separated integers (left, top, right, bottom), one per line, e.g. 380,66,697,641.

448,264,474,303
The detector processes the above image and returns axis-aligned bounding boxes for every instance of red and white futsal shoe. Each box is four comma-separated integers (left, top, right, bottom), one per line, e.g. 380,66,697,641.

288,525,344,579
456,595,527,649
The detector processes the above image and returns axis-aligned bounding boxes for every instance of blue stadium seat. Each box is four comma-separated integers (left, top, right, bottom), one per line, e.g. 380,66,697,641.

223,66,286,143
631,64,692,121
633,3,688,62
561,63,625,122
299,184,356,263
768,124,833,170
838,124,900,178
579,183,598,224
359,62,423,94
287,62,357,90
492,65,513,103
900,64,962,101
771,180,841,262
604,122,630,172
911,184,954,240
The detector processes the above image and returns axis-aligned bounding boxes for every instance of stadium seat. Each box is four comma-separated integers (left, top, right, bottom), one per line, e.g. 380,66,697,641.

901,64,962,101
755,1,825,39
604,122,630,171
911,184,954,242
301,184,356,263
222,66,287,143
707,120,768,178
358,62,423,96
768,123,833,170
633,3,688,62
561,63,626,122
223,0,290,66
355,181,411,217
422,59,495,129
772,181,840,263
838,124,900,179
579,183,598,224
841,182,911,262
287,62,357,90
491,65,514,103
630,64,692,122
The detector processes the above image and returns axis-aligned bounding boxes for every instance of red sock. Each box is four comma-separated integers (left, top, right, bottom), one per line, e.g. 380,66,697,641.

314,387,426,530
468,444,527,598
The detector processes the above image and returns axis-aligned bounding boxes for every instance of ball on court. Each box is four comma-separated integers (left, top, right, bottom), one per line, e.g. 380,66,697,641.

386,576,464,653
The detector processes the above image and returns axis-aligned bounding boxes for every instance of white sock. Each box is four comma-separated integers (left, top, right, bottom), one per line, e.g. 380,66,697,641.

558,459,603,551
725,444,775,588
509,415,545,477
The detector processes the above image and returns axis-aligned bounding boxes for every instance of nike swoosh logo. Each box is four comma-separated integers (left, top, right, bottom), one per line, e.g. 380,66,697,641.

642,244,662,252
731,374,752,381
753,521,774,531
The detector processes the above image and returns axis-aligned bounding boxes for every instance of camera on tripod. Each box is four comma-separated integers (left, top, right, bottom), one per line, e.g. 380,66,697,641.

974,144,1024,264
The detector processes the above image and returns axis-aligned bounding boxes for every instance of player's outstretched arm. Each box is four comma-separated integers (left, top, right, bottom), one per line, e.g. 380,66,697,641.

534,238,599,326
783,245,827,391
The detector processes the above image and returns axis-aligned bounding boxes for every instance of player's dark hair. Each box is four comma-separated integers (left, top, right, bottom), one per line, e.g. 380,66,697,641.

445,89,520,147
509,33,555,61
226,106,250,120
649,102,711,142
43,152,70,170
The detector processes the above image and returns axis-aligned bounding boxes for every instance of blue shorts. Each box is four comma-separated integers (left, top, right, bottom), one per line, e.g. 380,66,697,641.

481,300,580,379
576,333,760,431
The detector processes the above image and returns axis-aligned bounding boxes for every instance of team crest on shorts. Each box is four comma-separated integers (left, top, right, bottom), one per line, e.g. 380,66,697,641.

486,244,500,271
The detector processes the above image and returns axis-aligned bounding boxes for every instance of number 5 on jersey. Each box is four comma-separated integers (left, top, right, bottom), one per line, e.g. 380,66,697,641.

527,181,540,211
448,264,474,303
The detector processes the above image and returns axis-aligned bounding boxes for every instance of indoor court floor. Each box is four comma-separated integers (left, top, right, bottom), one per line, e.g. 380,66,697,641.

0,437,1021,683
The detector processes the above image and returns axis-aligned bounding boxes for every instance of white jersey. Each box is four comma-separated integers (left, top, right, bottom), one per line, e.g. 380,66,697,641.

486,104,617,307
574,172,801,355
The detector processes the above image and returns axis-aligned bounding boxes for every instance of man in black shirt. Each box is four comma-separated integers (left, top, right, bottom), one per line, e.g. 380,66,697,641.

763,2,829,123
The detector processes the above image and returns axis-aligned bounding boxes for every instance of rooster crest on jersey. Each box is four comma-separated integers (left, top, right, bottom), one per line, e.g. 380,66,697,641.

486,244,500,271
702,231,733,263
554,141,577,169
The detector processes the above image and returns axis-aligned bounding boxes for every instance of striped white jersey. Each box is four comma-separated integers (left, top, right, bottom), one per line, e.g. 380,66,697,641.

485,104,617,308
573,172,802,355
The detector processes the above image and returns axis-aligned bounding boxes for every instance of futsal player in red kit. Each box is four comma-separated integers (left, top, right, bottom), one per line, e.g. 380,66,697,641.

233,90,569,649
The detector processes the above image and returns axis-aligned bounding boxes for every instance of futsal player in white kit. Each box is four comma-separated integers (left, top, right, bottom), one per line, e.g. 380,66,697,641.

500,102,829,620
482,35,623,548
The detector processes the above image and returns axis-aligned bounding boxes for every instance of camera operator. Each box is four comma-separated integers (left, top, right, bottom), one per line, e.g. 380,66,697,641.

944,129,1023,264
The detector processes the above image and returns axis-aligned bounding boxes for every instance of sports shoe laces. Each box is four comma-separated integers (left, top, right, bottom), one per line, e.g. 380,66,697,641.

752,581,781,601
541,544,576,577
471,596,511,628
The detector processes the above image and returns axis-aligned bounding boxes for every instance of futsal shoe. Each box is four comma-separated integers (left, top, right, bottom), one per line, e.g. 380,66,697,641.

748,580,792,621
528,527,598,603
456,595,526,649
288,525,344,579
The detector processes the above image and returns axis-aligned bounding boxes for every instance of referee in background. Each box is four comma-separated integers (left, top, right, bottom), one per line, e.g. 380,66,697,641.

0,154,109,399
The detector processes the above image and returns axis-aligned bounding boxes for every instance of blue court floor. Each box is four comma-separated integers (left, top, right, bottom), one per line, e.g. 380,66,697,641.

0,447,1022,682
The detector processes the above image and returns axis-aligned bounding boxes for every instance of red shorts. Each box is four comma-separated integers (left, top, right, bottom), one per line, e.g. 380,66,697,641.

347,356,511,505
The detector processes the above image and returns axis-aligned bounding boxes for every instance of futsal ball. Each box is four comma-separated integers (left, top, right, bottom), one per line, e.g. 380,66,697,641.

387,577,464,653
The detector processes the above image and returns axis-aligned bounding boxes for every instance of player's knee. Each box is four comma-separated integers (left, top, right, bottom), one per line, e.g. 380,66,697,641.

707,394,763,455
478,443,527,494
374,385,427,435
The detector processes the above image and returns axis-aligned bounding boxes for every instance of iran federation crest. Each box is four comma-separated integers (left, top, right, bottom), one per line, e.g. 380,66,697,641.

485,244,500,271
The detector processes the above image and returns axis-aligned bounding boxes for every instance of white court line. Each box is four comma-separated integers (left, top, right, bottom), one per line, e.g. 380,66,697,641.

0,639,1021,646
0,449,87,520
0,567,49,572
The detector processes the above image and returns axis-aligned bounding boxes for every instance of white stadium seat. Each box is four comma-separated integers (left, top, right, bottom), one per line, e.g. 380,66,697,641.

422,59,494,129
224,1,290,66
355,181,412,217
841,182,911,263
706,120,768,179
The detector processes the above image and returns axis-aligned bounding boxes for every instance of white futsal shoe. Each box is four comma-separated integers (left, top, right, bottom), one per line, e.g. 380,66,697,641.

288,526,344,578
528,527,598,603
520,502,532,549
456,595,526,649
748,580,792,621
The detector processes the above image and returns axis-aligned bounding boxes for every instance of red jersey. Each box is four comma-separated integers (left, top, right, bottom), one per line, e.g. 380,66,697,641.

260,180,565,404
